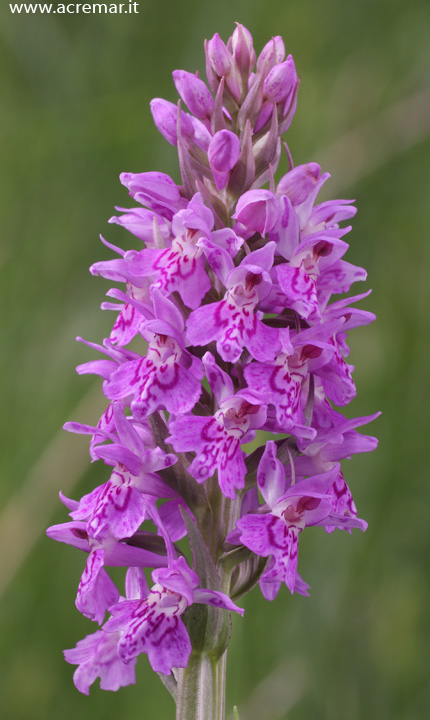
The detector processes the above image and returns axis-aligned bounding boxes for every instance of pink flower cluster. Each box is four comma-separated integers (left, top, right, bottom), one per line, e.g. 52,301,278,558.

48,24,378,695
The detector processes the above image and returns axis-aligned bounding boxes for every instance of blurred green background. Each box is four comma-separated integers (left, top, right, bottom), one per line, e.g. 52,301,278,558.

0,0,429,718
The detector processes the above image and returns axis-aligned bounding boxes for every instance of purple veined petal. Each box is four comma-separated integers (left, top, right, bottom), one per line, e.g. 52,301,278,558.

262,530,299,594
76,549,119,625
237,512,289,557
106,285,153,321
168,413,246,498
111,402,145,458
76,336,140,364
238,486,259,520
197,237,235,285
99,233,126,257
151,286,185,334
269,195,300,260
64,629,137,695
186,301,223,348
133,471,178,499
316,512,367,533
130,360,203,419
46,519,169,568
241,241,276,273
94,444,142,475
172,70,214,119
103,598,144,632
149,244,212,310
76,359,119,380
109,206,170,244
155,557,199,593
202,351,234,405
280,464,341,501
90,403,118,461
309,199,357,231
324,411,381,436
215,441,247,499
296,231,349,273
188,278,278,363
105,585,192,674
225,264,273,305
46,521,89,551
193,588,245,616
86,476,151,542
259,575,282,601
325,288,372,312
261,559,311,598
326,305,376,333
105,330,202,418
321,431,379,461
246,317,280,363
257,440,287,508
210,228,244,257
166,415,211,453
173,192,214,235
141,319,184,349
71,483,106,522
326,471,357,525
108,301,146,348
63,421,114,441
293,573,311,597
290,319,343,348
124,609,191,673
157,498,188,542
152,565,198,606
277,494,334,529
275,264,320,320
59,491,80,511
90,261,149,290
104,542,168,569
317,259,367,294
125,567,149,601
314,347,356,407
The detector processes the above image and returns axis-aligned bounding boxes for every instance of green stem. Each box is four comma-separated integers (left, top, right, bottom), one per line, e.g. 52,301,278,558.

175,651,227,720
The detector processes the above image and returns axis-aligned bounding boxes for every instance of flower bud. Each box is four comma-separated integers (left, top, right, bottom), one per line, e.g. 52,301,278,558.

233,189,279,238
231,23,256,76
208,130,240,173
120,171,181,205
206,33,233,77
264,55,297,103
150,98,194,146
276,163,322,205
257,35,285,73
172,70,214,119
254,101,274,133
206,32,241,100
